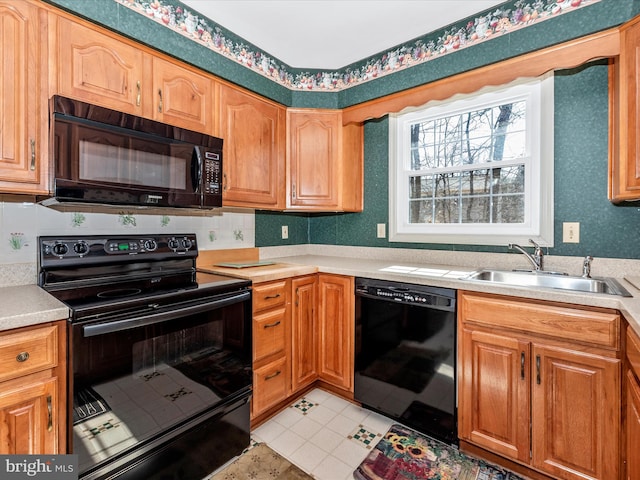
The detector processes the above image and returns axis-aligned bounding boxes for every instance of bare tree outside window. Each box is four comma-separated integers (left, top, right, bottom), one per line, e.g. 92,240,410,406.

408,101,526,225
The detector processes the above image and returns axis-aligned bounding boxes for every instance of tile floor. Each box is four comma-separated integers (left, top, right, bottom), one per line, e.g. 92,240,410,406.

250,388,395,480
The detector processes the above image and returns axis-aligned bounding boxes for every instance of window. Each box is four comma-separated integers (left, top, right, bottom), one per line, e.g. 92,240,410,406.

389,74,554,246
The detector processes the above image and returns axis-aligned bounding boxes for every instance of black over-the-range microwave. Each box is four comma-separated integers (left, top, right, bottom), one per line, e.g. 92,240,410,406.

42,95,223,209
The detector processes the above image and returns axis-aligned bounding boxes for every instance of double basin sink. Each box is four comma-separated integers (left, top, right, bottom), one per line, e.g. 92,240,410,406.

464,269,632,297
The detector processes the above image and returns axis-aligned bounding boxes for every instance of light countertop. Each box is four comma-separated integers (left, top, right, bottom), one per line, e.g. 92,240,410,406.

199,253,640,335
0,284,70,331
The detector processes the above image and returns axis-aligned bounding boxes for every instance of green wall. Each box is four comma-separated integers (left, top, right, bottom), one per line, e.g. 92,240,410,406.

258,61,640,260
45,0,640,259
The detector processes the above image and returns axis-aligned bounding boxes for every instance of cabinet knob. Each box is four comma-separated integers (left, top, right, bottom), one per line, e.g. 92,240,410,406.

16,351,30,363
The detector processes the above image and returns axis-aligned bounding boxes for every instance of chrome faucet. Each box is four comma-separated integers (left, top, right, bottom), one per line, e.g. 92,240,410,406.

508,239,544,271
582,255,593,278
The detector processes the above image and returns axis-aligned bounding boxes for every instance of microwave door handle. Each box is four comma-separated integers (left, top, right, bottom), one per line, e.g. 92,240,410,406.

192,146,202,193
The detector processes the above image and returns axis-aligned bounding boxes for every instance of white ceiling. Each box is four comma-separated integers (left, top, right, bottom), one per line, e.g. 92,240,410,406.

180,1,505,69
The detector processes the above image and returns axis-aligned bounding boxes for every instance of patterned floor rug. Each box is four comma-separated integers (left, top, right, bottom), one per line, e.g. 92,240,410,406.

209,443,313,480
354,424,526,480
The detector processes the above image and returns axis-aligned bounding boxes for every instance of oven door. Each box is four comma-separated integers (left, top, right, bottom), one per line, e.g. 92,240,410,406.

70,290,252,479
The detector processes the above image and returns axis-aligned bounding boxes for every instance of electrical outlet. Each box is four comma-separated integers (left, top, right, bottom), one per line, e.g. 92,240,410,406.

562,222,580,243
281,225,288,239
377,223,386,238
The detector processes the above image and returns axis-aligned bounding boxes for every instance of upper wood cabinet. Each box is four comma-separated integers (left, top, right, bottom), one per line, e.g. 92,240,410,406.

217,84,286,209
151,57,212,133
53,15,213,134
459,291,621,480
610,15,640,202
286,109,363,212
0,1,49,194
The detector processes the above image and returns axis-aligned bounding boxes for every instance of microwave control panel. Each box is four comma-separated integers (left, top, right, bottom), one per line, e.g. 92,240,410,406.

204,152,221,194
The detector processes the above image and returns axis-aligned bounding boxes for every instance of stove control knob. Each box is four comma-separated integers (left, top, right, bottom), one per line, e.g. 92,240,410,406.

168,238,180,250
52,243,68,256
144,240,157,251
73,241,89,256
182,238,193,250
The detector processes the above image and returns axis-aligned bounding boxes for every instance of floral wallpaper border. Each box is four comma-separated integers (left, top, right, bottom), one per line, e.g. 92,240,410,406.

115,0,600,92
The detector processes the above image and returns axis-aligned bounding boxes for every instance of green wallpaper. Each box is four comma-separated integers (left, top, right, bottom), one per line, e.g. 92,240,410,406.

259,61,640,260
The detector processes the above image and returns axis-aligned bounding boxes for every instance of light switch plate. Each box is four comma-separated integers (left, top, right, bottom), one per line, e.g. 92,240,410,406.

377,223,386,238
562,222,579,243
281,225,289,239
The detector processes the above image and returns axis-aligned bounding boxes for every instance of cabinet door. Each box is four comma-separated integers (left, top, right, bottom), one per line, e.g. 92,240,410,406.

0,376,58,454
459,328,530,463
626,370,640,480
291,275,317,392
317,274,354,391
152,58,212,133
0,1,48,192
287,109,341,209
55,16,145,114
531,344,620,480
219,84,285,209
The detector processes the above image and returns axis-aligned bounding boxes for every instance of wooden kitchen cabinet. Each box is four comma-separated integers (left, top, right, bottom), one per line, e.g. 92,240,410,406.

317,274,354,393
611,15,640,202
217,84,286,209
0,321,66,454
251,279,290,419
625,327,640,480
151,57,212,133
291,275,318,392
0,1,49,194
287,109,363,211
53,14,213,134
459,291,621,480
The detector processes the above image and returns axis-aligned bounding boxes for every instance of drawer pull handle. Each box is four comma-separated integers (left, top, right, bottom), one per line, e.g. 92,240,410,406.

264,294,281,300
47,395,53,432
264,321,281,329
536,355,541,385
520,352,525,380
158,89,163,112
265,370,281,380
16,351,30,363
136,81,141,106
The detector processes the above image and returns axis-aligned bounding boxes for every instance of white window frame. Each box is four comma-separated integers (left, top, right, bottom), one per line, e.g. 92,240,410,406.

388,73,554,247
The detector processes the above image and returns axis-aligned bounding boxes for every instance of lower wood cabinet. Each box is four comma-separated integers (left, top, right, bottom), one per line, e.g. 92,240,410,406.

0,321,66,454
291,275,317,392
459,291,621,480
625,327,640,480
251,273,354,424
251,279,290,419
317,274,354,392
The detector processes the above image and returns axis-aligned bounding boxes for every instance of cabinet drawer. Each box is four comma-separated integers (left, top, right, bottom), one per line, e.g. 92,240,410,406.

459,291,620,349
628,327,640,377
254,308,287,363
0,325,58,383
253,356,288,416
253,281,288,312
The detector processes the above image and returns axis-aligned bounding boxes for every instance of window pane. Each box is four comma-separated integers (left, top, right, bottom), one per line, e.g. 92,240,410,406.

492,166,524,194
409,176,434,198
409,199,433,223
434,173,460,198
461,169,490,196
493,194,524,223
460,196,490,223
434,198,458,224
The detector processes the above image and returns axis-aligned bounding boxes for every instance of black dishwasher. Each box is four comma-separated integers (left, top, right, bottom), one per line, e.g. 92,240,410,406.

354,277,457,445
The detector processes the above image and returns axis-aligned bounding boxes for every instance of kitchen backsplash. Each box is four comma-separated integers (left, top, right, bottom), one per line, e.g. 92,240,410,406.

0,198,255,265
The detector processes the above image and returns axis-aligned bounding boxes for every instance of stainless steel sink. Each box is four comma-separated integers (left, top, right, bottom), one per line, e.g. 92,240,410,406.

464,269,632,297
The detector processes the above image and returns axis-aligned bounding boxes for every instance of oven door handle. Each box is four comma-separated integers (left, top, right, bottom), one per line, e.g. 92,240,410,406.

82,290,251,337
